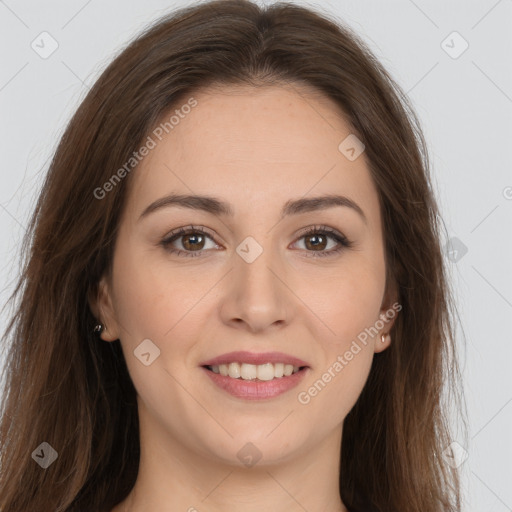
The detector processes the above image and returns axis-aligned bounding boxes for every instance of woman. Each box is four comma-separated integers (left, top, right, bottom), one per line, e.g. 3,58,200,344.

0,1,467,511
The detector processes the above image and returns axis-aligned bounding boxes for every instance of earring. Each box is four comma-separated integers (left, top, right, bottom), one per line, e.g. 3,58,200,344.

93,324,104,336
381,333,390,344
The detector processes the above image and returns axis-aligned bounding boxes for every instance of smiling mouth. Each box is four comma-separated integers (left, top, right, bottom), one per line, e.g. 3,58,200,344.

203,362,308,381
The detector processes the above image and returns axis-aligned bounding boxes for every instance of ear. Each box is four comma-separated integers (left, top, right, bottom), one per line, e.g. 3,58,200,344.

374,278,400,354
88,275,120,342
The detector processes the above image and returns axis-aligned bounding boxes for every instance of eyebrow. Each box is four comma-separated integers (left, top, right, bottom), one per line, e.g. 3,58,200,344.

138,193,367,224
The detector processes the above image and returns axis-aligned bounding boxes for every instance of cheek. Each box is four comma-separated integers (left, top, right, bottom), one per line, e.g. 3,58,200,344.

296,263,382,416
110,249,204,404
111,242,204,339
300,254,386,346
297,346,373,427
306,255,385,412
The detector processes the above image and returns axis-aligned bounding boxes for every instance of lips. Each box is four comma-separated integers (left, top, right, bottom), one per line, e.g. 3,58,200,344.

199,351,311,400
201,365,309,400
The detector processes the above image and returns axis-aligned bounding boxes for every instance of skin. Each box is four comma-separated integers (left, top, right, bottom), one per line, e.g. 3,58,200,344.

91,83,398,512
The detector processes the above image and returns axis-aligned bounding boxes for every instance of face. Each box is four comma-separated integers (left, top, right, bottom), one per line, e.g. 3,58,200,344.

93,83,397,468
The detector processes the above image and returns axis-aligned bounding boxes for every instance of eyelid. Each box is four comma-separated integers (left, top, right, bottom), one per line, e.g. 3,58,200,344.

163,224,217,241
294,224,347,240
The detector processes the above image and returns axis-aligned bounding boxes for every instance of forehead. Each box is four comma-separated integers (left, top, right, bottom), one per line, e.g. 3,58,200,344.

125,83,380,227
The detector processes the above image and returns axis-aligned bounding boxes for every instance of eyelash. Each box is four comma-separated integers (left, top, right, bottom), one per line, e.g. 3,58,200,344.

160,224,353,259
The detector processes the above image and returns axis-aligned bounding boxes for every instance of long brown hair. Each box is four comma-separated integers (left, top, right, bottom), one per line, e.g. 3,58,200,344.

0,1,467,510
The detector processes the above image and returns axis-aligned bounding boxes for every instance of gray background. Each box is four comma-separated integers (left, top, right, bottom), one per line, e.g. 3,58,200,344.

1,1,511,510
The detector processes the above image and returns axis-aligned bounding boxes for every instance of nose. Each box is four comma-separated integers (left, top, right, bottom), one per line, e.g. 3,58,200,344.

219,244,291,333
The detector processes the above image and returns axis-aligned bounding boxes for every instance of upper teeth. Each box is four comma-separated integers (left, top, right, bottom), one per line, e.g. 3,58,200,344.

210,362,301,381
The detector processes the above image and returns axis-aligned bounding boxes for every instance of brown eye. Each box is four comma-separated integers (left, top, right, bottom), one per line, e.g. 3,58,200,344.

181,233,206,251
161,227,219,257
304,233,328,251
292,225,353,258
